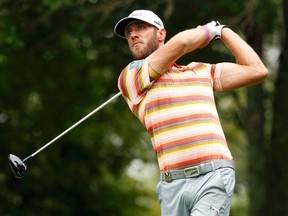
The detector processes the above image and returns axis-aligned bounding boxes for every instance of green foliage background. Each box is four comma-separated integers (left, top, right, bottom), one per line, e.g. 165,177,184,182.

0,0,283,215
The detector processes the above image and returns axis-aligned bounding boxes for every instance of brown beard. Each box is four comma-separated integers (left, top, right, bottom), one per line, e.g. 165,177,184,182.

131,30,159,60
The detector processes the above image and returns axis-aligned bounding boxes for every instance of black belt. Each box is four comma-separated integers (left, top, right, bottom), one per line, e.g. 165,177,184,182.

160,160,234,183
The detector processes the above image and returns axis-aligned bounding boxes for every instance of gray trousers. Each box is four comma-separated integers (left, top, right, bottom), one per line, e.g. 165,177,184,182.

156,167,235,216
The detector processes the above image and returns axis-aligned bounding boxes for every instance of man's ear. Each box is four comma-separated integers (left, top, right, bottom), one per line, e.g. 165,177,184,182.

158,28,166,43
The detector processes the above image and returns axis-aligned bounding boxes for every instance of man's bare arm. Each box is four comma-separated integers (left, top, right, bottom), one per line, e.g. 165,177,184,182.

148,28,208,77
220,28,268,90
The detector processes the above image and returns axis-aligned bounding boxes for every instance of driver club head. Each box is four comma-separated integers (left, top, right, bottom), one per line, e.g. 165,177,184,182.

8,154,27,178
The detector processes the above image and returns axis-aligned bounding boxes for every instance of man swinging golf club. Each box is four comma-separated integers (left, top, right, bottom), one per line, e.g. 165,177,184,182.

114,10,268,216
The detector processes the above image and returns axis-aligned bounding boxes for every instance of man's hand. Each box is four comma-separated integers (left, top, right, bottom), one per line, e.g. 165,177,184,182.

198,21,227,44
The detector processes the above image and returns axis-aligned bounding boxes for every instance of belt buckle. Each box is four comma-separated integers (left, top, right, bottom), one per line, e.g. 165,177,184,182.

184,166,200,178
164,172,173,182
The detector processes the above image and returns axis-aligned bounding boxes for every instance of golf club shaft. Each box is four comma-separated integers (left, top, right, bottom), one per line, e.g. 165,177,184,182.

23,92,122,162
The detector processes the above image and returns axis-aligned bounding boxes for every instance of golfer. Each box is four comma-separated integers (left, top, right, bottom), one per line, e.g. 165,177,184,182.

114,10,268,216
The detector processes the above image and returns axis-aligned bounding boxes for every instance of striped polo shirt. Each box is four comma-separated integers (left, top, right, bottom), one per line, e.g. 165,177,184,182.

118,58,232,172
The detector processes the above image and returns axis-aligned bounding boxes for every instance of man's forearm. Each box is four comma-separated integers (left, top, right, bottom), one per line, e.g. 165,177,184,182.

148,28,208,77
221,27,265,68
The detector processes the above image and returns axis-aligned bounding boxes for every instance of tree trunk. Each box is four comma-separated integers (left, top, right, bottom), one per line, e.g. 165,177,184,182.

263,0,288,215
244,22,267,216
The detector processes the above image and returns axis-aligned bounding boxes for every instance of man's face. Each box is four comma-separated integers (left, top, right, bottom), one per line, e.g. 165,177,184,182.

125,21,159,60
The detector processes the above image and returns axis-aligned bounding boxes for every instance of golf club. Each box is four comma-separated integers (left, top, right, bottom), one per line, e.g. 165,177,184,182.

8,92,122,178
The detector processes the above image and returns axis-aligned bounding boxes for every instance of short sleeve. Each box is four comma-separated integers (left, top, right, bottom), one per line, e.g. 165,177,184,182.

118,58,153,106
212,63,223,91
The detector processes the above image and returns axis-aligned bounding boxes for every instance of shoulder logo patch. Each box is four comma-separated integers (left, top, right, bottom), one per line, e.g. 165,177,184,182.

129,60,143,70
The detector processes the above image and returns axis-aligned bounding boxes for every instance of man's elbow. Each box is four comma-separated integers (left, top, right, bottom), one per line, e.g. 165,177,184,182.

257,64,269,81
251,59,269,82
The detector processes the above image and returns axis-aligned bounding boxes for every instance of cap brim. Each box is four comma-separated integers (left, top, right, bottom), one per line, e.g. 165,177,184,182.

114,17,139,39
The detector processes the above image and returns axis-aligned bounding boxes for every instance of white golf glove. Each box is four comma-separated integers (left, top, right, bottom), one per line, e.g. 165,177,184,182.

200,21,227,41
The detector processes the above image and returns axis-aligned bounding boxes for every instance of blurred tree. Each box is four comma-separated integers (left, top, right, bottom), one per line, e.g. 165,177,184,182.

236,0,279,215
264,0,288,215
0,0,283,215
0,0,155,215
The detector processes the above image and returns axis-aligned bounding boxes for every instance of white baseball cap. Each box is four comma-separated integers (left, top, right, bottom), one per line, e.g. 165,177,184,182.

114,10,164,39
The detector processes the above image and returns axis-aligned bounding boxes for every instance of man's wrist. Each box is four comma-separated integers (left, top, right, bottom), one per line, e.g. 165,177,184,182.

200,26,211,41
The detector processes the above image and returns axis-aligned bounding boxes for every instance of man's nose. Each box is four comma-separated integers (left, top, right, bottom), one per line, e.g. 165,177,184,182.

129,28,139,39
